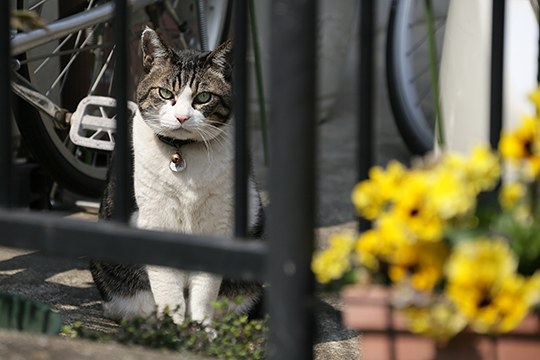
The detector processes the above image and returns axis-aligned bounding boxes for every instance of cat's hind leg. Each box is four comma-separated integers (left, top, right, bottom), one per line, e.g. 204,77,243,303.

102,291,156,320
90,261,156,321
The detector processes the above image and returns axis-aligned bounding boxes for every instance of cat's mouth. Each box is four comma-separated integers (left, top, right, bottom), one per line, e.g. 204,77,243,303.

160,124,193,134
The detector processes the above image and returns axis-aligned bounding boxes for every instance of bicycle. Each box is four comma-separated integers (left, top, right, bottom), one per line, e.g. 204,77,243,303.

11,0,231,199
387,0,540,157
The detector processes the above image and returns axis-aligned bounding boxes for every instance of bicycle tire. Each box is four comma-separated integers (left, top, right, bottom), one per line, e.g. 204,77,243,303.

386,0,448,155
13,0,231,197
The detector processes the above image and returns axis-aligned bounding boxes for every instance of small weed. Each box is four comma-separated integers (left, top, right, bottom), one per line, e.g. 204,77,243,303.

61,299,268,360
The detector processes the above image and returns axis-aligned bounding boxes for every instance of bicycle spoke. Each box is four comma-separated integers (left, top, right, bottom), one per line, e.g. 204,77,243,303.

29,0,52,11
54,0,97,93
407,15,446,29
21,43,113,65
406,18,445,56
408,62,430,84
415,83,433,107
88,46,115,95
45,26,98,96
107,60,116,96
33,33,75,74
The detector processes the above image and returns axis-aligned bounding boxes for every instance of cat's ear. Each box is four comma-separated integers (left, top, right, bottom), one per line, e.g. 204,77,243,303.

206,40,233,71
141,27,170,73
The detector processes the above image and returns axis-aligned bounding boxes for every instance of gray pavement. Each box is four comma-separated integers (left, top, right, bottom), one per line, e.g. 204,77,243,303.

0,2,413,358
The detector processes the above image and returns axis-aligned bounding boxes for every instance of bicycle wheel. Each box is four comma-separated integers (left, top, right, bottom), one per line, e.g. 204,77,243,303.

13,0,231,197
386,0,449,155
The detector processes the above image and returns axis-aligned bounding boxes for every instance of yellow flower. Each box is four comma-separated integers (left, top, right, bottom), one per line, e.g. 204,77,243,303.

388,240,449,292
355,229,381,271
499,182,526,210
351,161,405,220
312,233,355,284
355,215,448,292
466,146,501,192
444,238,540,334
355,217,410,271
428,167,475,219
391,172,444,242
445,237,517,288
351,180,385,220
499,116,540,178
439,146,500,194
448,273,540,334
402,301,467,341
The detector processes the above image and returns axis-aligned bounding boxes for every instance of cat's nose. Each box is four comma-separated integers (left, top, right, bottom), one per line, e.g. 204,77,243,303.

176,115,191,124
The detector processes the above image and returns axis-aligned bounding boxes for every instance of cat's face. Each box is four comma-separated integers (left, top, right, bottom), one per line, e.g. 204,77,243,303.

136,28,232,142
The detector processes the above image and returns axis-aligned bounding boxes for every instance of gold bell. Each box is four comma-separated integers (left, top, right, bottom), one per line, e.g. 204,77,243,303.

171,152,182,164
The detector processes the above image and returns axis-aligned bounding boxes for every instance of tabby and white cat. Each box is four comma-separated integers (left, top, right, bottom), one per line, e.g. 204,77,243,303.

90,28,264,325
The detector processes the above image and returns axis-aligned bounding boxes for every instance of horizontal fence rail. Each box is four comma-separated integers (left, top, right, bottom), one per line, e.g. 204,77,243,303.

0,210,267,280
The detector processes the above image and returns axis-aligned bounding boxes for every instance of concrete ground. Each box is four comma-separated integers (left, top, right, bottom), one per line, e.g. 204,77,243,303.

0,1,414,358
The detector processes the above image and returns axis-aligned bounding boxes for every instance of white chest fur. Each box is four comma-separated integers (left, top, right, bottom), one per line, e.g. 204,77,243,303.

130,111,261,324
132,111,236,236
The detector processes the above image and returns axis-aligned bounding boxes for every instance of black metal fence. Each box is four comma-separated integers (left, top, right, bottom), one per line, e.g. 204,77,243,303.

0,0,508,359
0,0,319,359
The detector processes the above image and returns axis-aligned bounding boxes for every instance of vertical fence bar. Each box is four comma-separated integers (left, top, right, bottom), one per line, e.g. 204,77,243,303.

267,1,316,359
489,0,505,149
357,0,375,232
112,0,130,223
0,0,12,208
234,0,249,238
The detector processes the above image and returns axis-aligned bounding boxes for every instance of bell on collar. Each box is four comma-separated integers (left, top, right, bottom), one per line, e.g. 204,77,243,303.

169,151,186,172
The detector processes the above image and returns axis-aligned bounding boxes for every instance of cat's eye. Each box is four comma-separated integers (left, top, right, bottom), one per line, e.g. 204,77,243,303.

158,88,174,100
194,92,212,104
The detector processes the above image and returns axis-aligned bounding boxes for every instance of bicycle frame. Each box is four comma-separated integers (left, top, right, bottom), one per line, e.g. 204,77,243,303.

11,0,155,56
10,0,157,122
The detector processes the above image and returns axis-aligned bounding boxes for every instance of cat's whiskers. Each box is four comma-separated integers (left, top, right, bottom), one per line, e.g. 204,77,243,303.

198,124,229,151
194,128,213,163
207,120,232,129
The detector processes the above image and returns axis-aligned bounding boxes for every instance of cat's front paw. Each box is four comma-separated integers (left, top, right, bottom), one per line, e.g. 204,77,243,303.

158,304,186,325
204,325,218,341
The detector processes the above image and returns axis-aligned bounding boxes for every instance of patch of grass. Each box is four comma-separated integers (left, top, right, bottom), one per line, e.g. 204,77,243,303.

61,299,268,360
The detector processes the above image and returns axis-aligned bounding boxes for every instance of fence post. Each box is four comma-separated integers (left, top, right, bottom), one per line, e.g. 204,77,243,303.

112,0,131,223
267,1,316,359
0,0,12,208
489,0,505,150
234,0,249,238
357,0,375,232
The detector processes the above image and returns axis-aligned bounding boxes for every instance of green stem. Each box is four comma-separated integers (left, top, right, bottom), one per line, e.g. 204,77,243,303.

249,0,269,165
424,0,445,150
532,179,539,222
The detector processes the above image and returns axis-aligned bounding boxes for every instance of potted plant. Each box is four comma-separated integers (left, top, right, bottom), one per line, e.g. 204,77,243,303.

312,89,540,359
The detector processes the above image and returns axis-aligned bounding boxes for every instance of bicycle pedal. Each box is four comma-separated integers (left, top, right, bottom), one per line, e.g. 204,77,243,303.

69,96,137,151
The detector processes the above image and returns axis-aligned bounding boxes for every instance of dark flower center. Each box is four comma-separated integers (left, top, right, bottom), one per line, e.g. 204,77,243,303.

524,139,534,156
478,294,492,308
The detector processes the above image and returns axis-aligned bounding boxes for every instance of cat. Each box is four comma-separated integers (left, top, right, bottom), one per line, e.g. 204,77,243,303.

90,28,264,326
